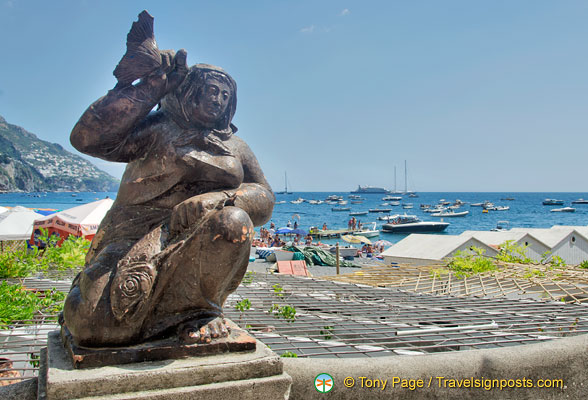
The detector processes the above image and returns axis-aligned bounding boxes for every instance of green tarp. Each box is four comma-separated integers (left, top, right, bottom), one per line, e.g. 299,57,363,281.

283,245,358,267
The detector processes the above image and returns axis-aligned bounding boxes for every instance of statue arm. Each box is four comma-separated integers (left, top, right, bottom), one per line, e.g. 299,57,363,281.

70,50,188,162
169,138,274,235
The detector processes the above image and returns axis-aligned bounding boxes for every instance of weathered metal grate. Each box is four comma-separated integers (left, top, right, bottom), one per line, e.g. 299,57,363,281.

1,271,587,384
322,263,588,303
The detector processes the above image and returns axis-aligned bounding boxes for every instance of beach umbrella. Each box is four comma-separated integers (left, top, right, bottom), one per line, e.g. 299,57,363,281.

275,227,294,234
341,235,372,244
373,240,393,248
32,198,114,241
290,228,307,236
0,206,43,241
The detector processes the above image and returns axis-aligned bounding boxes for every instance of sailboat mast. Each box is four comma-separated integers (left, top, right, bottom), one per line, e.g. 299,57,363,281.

394,166,397,193
284,171,288,193
404,160,408,194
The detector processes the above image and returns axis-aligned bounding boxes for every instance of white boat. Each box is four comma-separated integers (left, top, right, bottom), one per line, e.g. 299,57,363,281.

332,207,351,212
275,201,286,205
551,207,575,213
330,246,359,258
290,198,304,204
491,221,510,232
382,195,402,201
349,211,368,216
431,210,469,217
369,208,392,213
572,198,588,204
494,206,510,211
355,223,380,238
402,203,413,209
381,214,449,233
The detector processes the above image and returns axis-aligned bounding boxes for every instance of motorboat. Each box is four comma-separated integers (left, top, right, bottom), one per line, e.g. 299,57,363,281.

382,195,402,201
329,246,359,258
369,208,392,213
491,221,510,232
494,206,510,211
551,207,575,213
381,214,450,233
275,201,286,205
349,211,368,216
377,215,395,221
332,207,351,212
543,199,564,206
355,223,380,238
290,198,304,204
350,201,363,204
572,199,588,204
431,210,469,217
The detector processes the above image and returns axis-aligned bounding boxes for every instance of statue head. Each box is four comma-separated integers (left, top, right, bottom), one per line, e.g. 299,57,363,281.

161,64,237,134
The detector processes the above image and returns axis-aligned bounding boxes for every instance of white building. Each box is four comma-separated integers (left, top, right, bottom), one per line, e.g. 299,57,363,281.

381,234,498,265
383,226,588,266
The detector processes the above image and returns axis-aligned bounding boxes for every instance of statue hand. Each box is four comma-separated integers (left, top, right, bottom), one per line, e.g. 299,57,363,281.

140,49,188,97
160,49,188,93
170,192,229,235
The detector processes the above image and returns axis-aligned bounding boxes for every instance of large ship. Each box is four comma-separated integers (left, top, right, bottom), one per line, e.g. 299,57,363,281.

350,185,390,194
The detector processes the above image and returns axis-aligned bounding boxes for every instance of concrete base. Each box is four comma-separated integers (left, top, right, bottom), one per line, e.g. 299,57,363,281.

38,331,291,400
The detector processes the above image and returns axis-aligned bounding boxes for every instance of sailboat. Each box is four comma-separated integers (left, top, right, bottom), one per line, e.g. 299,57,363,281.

402,160,418,197
276,171,292,194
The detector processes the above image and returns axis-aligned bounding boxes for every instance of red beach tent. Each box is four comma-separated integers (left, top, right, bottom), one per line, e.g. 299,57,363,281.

31,198,114,243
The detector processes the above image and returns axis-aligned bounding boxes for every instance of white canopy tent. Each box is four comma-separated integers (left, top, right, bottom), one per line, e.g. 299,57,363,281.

0,206,44,241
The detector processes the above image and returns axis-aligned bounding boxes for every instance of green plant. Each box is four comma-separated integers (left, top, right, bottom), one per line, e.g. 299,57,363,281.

235,298,251,313
579,260,588,269
446,247,497,278
241,271,254,286
541,251,552,264
0,282,65,327
280,351,298,358
551,255,566,268
269,304,296,323
496,240,532,264
0,229,90,278
28,352,40,368
272,283,284,297
523,268,545,279
320,325,334,340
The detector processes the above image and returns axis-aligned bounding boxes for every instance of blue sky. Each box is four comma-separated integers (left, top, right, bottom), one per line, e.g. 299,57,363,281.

1,1,587,192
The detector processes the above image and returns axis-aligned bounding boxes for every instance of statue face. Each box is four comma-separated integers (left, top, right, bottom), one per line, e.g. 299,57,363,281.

193,78,231,126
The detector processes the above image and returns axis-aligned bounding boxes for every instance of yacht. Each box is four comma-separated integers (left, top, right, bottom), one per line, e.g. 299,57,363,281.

382,214,449,233
351,185,390,194
542,199,564,206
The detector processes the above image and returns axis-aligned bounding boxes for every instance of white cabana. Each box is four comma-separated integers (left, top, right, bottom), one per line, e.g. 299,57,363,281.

0,206,43,241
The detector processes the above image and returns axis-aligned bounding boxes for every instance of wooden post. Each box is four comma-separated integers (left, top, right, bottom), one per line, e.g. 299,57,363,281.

336,242,340,275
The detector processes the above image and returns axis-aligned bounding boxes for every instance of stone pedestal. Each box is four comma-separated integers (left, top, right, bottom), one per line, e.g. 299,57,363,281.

38,330,291,400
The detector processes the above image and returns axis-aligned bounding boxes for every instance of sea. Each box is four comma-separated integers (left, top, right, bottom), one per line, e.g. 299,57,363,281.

2,191,588,246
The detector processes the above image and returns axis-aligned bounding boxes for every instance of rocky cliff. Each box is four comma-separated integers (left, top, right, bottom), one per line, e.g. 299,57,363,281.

0,115,120,192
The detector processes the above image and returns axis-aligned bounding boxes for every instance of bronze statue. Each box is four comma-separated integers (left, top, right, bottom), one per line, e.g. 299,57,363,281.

62,11,274,348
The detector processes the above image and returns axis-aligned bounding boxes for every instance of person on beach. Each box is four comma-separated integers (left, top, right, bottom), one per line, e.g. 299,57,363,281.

322,223,327,231
61,42,274,346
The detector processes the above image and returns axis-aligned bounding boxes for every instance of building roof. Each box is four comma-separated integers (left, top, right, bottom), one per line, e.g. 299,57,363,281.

381,234,495,260
459,230,528,246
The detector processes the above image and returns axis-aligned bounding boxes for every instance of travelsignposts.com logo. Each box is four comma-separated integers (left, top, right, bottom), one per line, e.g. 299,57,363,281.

315,373,334,393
